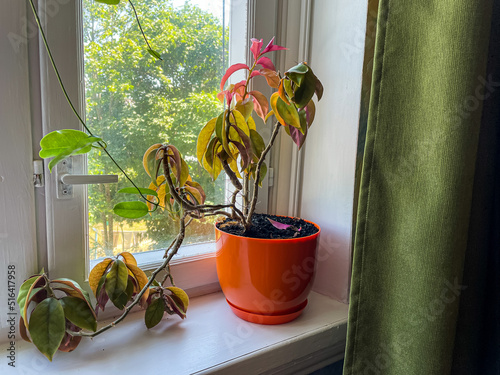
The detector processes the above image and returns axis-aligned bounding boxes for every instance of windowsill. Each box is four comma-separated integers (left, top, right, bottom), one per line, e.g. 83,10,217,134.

89,241,216,271
2,292,348,374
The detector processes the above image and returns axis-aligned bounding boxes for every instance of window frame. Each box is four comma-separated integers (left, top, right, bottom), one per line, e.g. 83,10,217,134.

34,0,283,293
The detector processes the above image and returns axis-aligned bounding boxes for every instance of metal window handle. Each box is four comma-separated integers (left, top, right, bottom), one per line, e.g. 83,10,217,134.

59,174,118,185
56,157,118,199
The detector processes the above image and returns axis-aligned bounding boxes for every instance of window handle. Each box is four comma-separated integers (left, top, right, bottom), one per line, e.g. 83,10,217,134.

59,174,118,185
55,157,118,199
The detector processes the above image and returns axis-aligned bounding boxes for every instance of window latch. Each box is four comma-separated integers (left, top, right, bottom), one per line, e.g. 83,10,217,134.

55,157,118,199
33,160,44,188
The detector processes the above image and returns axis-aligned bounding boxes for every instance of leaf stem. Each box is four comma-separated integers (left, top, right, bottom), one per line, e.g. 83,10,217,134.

72,214,188,338
128,0,161,59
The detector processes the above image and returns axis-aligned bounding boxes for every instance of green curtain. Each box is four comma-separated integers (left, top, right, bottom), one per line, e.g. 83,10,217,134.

343,1,499,374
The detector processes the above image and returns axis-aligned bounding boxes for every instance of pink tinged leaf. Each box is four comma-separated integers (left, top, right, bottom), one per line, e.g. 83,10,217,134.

95,284,109,315
288,125,307,149
233,80,247,101
164,294,186,319
256,56,275,71
225,91,234,107
230,140,251,171
250,91,269,121
315,79,324,101
267,218,293,230
220,63,250,91
259,68,280,88
250,70,261,79
229,125,252,170
261,37,288,54
250,38,264,61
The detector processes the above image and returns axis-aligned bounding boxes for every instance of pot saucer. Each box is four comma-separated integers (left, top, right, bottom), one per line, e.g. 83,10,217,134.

226,299,308,325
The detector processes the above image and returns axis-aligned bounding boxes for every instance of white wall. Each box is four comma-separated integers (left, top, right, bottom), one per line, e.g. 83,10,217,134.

0,2,39,343
301,0,368,303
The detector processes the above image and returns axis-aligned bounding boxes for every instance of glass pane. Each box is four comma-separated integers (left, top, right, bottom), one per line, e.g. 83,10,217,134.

83,0,229,261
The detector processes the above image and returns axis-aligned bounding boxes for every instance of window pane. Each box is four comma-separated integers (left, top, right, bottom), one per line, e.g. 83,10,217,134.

83,0,229,261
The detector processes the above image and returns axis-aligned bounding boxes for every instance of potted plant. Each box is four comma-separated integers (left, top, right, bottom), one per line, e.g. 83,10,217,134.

18,0,323,361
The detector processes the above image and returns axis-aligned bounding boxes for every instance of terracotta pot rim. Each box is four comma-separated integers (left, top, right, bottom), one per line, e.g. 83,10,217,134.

215,214,321,242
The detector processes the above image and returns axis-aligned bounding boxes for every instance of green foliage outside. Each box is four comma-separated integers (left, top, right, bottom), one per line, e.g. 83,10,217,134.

83,0,227,257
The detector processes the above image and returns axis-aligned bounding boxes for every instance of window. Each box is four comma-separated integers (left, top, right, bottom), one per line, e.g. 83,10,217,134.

35,0,277,293
83,0,229,262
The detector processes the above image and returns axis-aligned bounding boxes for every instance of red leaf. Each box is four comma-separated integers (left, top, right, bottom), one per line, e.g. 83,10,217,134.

256,56,275,71
250,91,269,122
250,38,263,61
261,37,287,54
220,63,250,91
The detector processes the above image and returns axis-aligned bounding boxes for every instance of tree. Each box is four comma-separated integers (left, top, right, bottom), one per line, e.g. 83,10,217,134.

83,0,227,257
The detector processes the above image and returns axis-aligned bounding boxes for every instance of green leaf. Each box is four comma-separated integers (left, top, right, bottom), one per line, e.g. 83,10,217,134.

105,259,129,309
60,297,97,332
231,110,250,137
94,0,120,4
235,98,254,121
215,111,224,144
147,48,162,60
145,297,165,329
39,130,102,172
113,201,149,218
292,69,318,108
117,187,158,197
258,162,267,187
178,158,189,187
249,129,265,160
112,278,135,311
283,79,294,99
17,276,41,314
285,62,309,86
21,275,45,327
276,97,301,129
28,298,66,361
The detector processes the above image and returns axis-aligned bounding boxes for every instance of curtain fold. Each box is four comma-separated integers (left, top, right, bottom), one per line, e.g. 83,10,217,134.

343,1,498,374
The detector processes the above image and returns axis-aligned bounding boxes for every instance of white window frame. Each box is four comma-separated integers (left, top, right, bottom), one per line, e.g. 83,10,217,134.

35,0,281,294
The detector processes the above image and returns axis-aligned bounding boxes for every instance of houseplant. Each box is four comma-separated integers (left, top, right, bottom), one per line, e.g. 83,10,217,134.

19,0,323,360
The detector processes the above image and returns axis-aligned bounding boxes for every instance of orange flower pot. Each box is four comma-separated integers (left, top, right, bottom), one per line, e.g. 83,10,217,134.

215,218,320,324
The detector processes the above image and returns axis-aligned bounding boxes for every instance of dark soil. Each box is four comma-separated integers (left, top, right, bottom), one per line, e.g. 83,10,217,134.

216,213,319,239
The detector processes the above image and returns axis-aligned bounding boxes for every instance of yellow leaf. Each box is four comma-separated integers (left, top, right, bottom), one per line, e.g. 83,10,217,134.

166,287,189,311
89,258,113,296
196,117,217,166
270,92,287,127
143,144,162,177
264,110,275,123
118,252,137,267
247,116,256,131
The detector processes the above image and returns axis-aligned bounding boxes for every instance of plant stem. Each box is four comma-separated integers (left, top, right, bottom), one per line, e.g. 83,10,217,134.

242,172,249,216
245,122,281,229
128,0,161,59
73,214,188,338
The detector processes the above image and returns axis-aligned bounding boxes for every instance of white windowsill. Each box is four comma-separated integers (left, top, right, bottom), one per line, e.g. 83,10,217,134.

1,292,348,374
